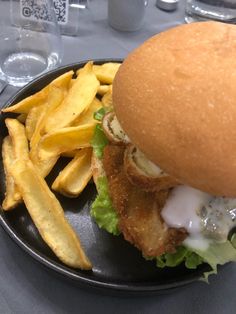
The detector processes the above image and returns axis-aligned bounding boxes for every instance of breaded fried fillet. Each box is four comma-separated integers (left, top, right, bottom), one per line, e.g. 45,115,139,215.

102,144,187,257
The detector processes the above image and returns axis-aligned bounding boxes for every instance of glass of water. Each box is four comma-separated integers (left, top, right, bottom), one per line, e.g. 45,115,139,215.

185,0,236,23
0,0,62,87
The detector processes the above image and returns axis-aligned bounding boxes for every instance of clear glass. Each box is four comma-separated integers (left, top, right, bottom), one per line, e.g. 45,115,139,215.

185,0,236,23
0,0,62,87
57,0,90,36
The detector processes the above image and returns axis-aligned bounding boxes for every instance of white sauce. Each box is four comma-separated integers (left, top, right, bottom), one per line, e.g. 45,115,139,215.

184,235,210,251
162,186,211,234
161,185,236,250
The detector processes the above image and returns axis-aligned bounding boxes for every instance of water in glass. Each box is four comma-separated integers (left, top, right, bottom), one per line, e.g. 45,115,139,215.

0,0,62,87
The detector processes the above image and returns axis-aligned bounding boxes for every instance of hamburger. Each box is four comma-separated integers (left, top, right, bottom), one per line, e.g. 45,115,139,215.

91,21,236,278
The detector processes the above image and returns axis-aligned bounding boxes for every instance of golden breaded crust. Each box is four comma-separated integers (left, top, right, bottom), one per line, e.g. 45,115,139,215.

102,144,187,257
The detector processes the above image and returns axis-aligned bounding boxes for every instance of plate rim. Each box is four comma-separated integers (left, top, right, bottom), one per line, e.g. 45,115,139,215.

0,59,209,294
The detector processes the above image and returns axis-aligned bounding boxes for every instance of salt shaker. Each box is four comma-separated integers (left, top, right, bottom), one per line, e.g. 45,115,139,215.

108,0,148,32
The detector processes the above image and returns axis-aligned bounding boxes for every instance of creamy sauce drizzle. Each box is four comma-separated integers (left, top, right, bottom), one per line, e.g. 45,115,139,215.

161,186,236,250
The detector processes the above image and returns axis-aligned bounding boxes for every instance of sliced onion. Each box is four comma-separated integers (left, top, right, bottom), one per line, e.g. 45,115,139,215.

102,112,129,144
124,145,179,192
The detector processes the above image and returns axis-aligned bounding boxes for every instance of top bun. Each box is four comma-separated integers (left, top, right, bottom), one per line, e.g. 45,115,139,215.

113,21,236,197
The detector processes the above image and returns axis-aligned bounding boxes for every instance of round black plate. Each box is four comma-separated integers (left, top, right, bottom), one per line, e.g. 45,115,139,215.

0,60,209,294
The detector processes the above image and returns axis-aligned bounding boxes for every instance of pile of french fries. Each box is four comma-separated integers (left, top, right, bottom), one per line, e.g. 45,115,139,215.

1,61,120,270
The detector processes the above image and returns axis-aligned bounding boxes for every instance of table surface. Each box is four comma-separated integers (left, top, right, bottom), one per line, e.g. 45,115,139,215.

1,1,236,313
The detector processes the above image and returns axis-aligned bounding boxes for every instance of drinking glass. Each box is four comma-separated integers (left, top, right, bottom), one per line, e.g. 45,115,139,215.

0,0,62,87
185,0,236,23
59,0,90,35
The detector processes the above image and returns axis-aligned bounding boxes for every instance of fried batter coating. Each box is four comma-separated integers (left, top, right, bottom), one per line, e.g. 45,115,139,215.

124,144,180,192
103,144,187,257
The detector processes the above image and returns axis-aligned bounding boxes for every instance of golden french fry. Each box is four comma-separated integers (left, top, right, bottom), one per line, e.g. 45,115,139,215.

5,118,29,159
3,118,29,209
102,89,113,107
11,158,92,269
17,113,27,124
97,85,111,96
2,71,73,114
44,62,99,132
72,97,102,126
38,123,96,160
2,87,49,114
52,148,92,197
70,78,76,89
2,136,21,210
29,86,65,177
50,70,74,89
92,63,121,84
30,86,65,149
61,150,80,158
29,151,59,178
25,104,44,141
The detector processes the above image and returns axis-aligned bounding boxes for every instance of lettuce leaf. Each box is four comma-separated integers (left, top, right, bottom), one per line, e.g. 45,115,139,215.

190,241,236,281
156,246,204,269
91,124,109,159
156,240,236,280
93,107,107,121
91,108,110,159
91,176,120,236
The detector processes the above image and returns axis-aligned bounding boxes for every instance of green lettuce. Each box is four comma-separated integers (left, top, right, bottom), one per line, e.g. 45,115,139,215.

155,241,236,280
156,246,203,269
90,107,111,159
191,241,236,281
93,107,107,122
91,176,120,236
91,124,109,159
90,109,119,234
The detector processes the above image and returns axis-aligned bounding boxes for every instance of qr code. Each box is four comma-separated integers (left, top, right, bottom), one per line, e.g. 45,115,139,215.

20,0,68,25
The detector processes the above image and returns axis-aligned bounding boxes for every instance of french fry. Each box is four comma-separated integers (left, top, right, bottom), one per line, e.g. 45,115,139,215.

52,148,92,197
5,118,29,159
2,71,73,114
97,85,111,96
11,158,92,269
30,86,65,149
70,78,76,89
17,113,27,124
2,136,21,210
29,86,65,177
92,63,121,84
38,123,96,160
2,87,49,114
61,150,80,158
3,119,29,209
25,104,45,141
44,62,99,132
50,70,74,89
72,97,102,126
30,151,59,178
102,89,113,107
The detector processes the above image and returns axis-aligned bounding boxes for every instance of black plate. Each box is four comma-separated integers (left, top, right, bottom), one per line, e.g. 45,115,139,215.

0,60,209,294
